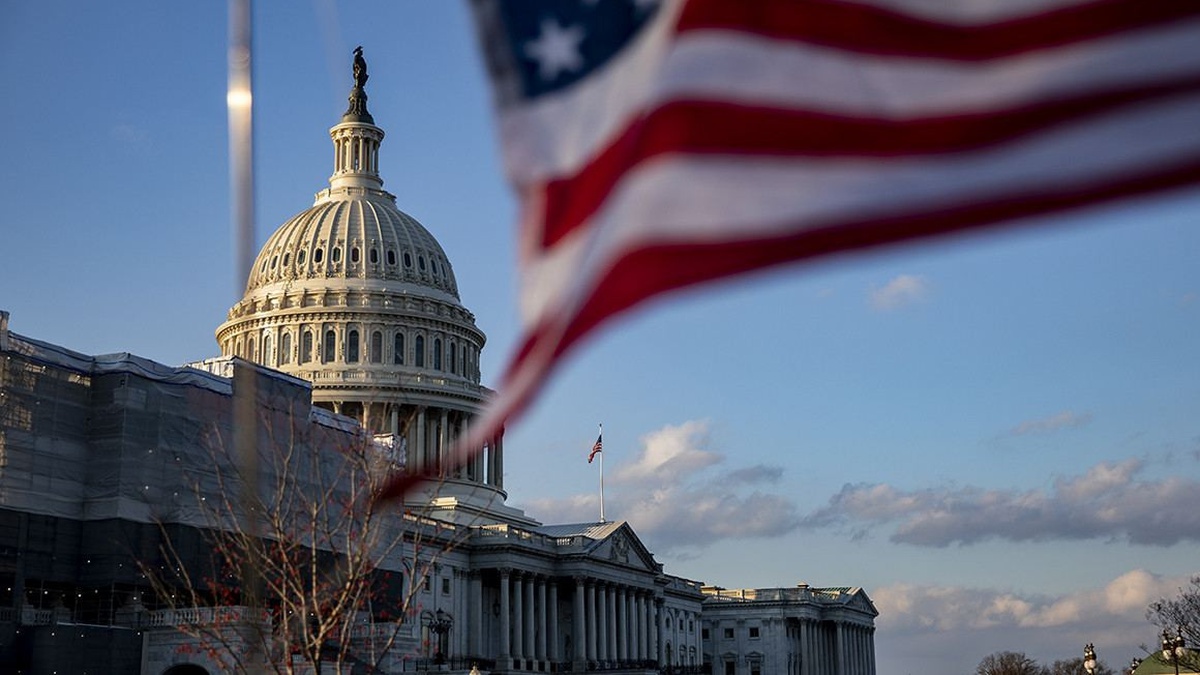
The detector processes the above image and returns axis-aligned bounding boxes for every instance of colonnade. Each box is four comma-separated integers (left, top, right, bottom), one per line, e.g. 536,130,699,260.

788,619,875,675
484,570,663,670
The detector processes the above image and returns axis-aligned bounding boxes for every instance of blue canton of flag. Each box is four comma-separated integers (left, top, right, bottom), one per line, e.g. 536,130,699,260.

474,0,660,101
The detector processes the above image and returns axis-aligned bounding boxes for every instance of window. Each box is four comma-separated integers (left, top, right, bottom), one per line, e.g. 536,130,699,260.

270,255,278,269
725,662,735,675
262,334,273,365
750,661,761,675
414,336,425,367
449,341,457,374
418,255,426,271
248,337,256,360
387,249,396,266
749,627,760,639
393,333,404,364
369,248,378,264
702,628,710,640
280,332,292,365
403,252,412,268
323,330,336,364
723,628,734,640
301,330,313,364
370,331,383,363
347,329,360,363
351,247,360,264
433,338,442,370
297,249,306,265
314,248,324,263
690,620,695,632
441,578,450,594
332,247,342,263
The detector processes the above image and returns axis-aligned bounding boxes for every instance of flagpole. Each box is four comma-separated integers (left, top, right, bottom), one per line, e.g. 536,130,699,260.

598,423,605,523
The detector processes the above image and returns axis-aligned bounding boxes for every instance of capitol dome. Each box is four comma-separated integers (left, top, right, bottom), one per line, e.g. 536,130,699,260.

215,49,505,504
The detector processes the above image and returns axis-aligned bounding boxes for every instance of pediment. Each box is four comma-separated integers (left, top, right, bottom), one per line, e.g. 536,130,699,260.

589,522,657,572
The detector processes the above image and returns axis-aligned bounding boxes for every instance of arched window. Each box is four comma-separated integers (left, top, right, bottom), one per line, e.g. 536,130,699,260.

262,333,273,366
449,341,457,374
369,248,379,264
301,330,313,364
461,346,467,377
280,332,292,365
370,331,383,363
414,335,425,367
433,339,442,370
314,248,324,263
393,332,405,364
347,329,360,363
332,247,342,263
324,329,336,364
351,247,360,264
248,337,256,360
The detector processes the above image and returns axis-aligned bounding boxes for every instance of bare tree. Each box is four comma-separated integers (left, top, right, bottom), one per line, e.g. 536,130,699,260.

977,651,1044,675
139,384,460,675
1147,576,1200,649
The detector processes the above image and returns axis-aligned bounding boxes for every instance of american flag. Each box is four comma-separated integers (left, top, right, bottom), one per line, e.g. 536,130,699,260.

588,433,603,464
381,0,1200,498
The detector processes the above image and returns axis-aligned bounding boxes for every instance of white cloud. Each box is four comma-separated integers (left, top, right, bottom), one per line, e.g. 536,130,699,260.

802,459,1200,546
615,419,721,484
869,274,928,310
524,420,800,552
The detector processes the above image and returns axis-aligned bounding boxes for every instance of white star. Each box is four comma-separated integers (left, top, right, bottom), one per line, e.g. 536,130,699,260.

524,18,586,82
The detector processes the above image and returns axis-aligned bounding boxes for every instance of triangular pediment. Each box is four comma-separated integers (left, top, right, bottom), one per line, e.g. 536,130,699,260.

535,520,659,573
592,522,657,572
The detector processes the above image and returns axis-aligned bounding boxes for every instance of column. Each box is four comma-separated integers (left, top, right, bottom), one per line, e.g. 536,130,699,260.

634,592,645,661
586,581,597,662
511,572,524,663
438,409,448,473
573,577,586,666
655,599,665,666
616,587,628,661
523,574,536,661
499,569,511,662
597,584,609,662
548,579,560,663
415,408,427,471
536,576,548,662
469,571,483,658
836,622,845,675
607,585,618,660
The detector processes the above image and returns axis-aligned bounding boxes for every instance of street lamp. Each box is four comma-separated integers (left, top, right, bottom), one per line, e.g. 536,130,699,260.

1162,628,1185,675
1084,643,1098,675
428,608,453,665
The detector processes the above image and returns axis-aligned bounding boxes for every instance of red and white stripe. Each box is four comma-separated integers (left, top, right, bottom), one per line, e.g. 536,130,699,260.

383,0,1200,498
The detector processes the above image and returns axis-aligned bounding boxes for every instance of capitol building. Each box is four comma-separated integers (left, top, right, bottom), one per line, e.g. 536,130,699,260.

0,55,876,675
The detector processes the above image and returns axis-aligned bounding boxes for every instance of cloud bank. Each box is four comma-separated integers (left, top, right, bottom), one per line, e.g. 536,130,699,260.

803,459,1200,546
874,570,1194,675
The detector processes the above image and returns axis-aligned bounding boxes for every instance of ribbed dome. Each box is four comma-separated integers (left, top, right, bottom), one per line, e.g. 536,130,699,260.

246,186,460,301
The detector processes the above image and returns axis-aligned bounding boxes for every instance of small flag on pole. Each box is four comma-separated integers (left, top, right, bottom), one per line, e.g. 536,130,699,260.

588,433,603,463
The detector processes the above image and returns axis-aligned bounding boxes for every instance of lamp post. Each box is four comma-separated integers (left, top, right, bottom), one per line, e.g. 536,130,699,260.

1162,628,1185,675
1084,643,1098,675
428,608,454,666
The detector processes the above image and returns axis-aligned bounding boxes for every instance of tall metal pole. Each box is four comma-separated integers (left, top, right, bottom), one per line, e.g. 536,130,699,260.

229,2,262,672
598,423,605,523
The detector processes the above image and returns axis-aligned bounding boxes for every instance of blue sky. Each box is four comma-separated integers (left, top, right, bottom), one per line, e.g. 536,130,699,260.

2,3,1198,674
